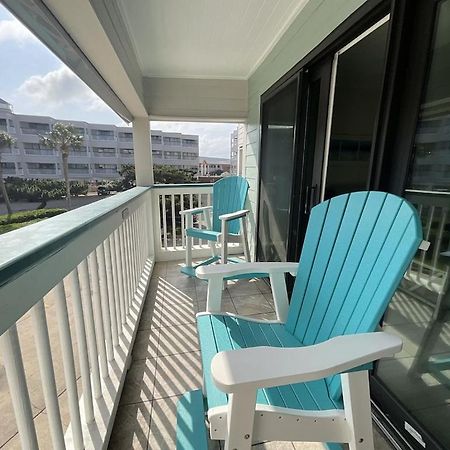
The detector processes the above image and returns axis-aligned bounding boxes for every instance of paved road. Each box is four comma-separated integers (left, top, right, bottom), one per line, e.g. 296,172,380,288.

0,193,108,215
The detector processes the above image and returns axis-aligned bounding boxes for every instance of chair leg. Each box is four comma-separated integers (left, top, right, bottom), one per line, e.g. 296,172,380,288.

221,220,229,264
224,389,256,450
241,216,250,262
341,371,374,450
186,215,193,268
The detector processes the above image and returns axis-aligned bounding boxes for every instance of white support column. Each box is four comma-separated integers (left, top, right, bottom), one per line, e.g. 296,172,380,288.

133,116,154,186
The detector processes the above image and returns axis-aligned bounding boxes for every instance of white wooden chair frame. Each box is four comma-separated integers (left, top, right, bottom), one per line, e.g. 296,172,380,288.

180,206,251,268
195,263,403,450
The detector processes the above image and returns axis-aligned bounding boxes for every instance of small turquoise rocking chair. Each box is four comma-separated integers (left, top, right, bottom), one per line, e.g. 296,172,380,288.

176,191,426,450
180,176,250,278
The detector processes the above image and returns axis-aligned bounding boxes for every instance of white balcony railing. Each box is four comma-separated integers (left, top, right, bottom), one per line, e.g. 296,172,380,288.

0,183,244,449
0,187,154,450
150,183,242,261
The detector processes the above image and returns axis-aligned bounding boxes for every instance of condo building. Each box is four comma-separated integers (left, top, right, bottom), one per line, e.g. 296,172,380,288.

0,99,199,181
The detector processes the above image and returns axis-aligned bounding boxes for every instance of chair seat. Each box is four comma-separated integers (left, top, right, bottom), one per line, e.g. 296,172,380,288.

186,228,239,242
196,314,343,412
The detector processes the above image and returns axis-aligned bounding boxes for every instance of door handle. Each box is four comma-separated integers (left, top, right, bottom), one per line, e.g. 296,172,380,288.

304,184,317,214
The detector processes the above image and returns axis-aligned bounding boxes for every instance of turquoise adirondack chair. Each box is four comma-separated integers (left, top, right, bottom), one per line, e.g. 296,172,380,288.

180,176,250,278
176,191,425,450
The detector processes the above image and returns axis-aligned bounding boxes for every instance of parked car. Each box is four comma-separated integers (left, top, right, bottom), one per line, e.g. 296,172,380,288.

97,185,111,196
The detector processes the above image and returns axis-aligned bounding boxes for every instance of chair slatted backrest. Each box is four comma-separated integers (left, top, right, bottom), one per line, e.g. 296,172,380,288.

285,191,422,400
212,176,249,234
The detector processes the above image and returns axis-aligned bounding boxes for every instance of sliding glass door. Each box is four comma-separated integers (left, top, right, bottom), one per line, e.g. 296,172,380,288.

257,78,299,262
320,16,390,200
375,2,450,448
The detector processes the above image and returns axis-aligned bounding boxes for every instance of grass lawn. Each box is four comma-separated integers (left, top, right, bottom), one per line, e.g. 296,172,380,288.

0,208,67,235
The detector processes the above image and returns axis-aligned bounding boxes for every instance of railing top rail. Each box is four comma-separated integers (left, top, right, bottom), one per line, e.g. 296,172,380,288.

152,183,213,189
0,187,150,290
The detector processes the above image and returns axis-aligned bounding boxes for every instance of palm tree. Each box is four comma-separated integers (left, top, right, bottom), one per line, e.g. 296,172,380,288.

0,131,16,216
40,123,83,210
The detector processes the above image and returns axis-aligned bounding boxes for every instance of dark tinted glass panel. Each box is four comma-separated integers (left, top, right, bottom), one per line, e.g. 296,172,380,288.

324,21,389,199
257,79,297,262
376,2,450,448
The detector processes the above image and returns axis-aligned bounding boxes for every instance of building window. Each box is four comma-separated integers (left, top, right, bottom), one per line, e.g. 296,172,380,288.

182,138,197,147
120,148,134,156
151,135,162,144
152,150,163,158
92,147,116,156
23,142,53,155
119,131,133,141
27,162,56,174
94,163,118,173
90,129,115,140
20,122,50,134
163,136,181,145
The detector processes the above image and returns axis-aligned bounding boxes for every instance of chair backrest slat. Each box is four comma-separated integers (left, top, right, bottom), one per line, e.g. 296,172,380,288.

212,176,249,234
285,191,422,401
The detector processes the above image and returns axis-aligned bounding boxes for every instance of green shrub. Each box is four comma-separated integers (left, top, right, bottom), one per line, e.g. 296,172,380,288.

0,219,43,235
0,208,67,225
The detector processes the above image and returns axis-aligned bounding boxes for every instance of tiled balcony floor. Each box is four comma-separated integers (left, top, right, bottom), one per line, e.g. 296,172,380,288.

108,260,394,450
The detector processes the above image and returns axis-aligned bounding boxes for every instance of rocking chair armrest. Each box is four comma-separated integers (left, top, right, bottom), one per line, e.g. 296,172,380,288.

210,332,402,393
196,262,299,279
219,209,249,221
180,206,212,216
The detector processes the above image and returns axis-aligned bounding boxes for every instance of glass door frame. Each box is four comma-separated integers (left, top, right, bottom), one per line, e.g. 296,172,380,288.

256,0,448,448
319,14,391,201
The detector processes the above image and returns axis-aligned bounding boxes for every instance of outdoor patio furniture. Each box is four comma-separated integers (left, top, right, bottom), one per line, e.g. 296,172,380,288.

176,191,424,450
180,175,251,278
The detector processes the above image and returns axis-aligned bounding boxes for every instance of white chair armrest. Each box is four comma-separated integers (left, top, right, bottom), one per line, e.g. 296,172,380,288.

196,262,299,279
219,209,249,221
180,206,212,216
211,332,402,393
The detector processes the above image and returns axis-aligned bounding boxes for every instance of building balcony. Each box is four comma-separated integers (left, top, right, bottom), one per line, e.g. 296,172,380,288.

27,167,56,175
0,183,394,450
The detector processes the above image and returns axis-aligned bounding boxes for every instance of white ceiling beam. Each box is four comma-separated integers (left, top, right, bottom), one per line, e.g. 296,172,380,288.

44,0,147,119
144,78,248,123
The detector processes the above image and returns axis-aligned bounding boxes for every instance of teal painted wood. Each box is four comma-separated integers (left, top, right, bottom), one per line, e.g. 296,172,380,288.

196,315,227,408
186,229,221,241
197,314,342,413
284,192,421,401
176,390,209,450
212,176,249,234
0,186,150,289
196,191,422,450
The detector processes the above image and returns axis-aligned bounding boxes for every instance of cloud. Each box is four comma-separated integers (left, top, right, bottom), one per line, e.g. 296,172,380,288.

0,19,38,45
152,121,238,158
17,66,108,112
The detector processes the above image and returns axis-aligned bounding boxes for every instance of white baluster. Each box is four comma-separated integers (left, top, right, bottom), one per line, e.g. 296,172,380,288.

69,269,95,423
97,245,114,361
124,218,133,303
171,193,177,249
54,282,84,449
0,325,39,450
181,193,185,248
162,193,168,250
115,228,126,324
78,259,102,398
119,225,130,316
104,239,119,348
31,300,66,449
88,251,108,378
198,193,204,246
109,234,122,336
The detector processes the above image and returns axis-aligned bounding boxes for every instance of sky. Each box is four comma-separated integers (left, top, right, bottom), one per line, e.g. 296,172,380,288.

0,5,236,158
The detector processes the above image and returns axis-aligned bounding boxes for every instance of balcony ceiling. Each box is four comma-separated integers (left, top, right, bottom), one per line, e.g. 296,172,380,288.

117,0,310,79
4,0,310,121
